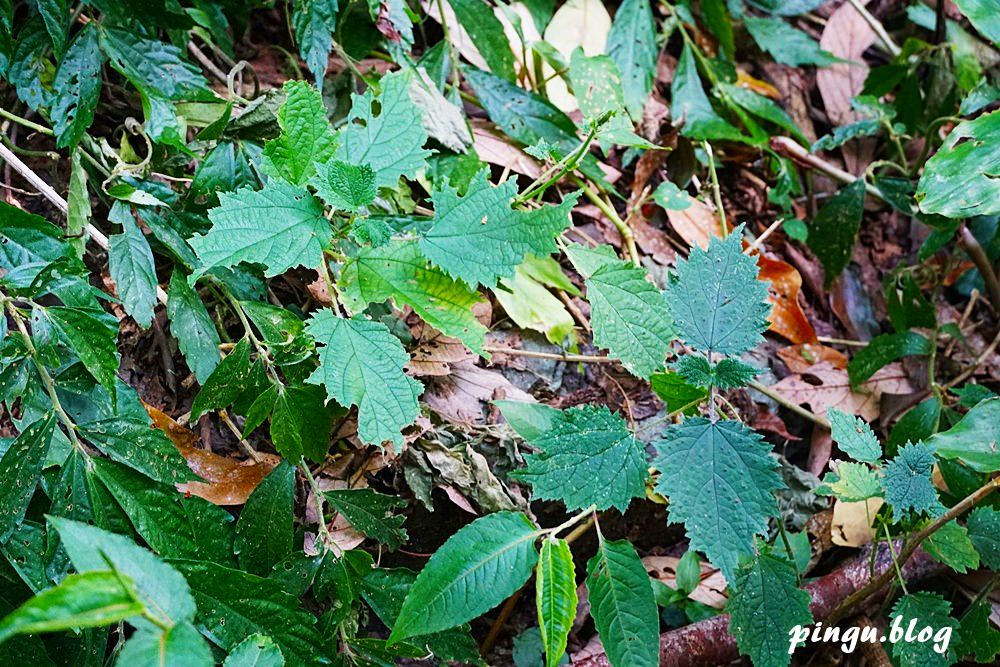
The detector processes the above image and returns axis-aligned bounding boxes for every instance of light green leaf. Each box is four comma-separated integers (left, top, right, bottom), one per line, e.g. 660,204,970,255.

923,520,979,573
718,83,808,144
495,267,576,346
607,0,657,120
585,537,659,667
827,408,881,463
446,0,516,81
926,398,1000,472
109,207,157,328
262,80,337,185
807,179,866,286
653,418,783,581
536,538,577,667
51,25,102,148
954,0,1000,45
967,506,1000,570
192,181,330,278
816,462,882,502
744,16,841,67
511,405,647,512
305,312,422,448
390,512,540,642
649,371,708,415
495,400,560,441
890,593,959,667
167,270,221,383
671,43,743,141
916,111,1000,219
420,169,577,287
324,488,407,549
0,571,142,643
0,415,55,543
665,229,770,357
728,547,813,667
223,634,285,667
339,240,488,354
291,0,338,85
236,461,294,576
45,306,120,402
882,442,943,519
336,70,431,190
66,150,90,258
311,160,376,212
848,331,931,387
118,622,213,667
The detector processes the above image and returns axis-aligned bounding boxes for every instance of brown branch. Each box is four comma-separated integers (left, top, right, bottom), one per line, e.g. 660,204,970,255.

958,225,1000,314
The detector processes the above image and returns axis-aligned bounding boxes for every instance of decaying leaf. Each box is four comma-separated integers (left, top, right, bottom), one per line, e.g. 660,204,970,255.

768,361,915,421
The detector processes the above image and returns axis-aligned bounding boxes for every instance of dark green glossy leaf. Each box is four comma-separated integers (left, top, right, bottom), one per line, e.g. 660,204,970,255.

167,270,221,383
236,461,294,576
324,488,407,549
806,179,866,286
0,415,55,543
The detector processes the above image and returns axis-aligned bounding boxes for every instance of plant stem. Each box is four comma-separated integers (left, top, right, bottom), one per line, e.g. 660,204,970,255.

483,345,615,364
574,177,640,265
702,141,728,235
749,380,830,429
546,505,597,537
845,0,901,56
300,462,334,550
518,126,598,202
0,107,54,136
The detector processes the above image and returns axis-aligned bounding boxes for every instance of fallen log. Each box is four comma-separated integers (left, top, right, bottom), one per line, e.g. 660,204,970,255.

572,543,944,667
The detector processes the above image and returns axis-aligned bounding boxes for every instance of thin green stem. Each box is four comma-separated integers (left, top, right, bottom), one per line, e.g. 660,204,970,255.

300,462,334,550
0,107,54,136
573,176,640,265
517,126,598,202
702,141,727,235
545,505,597,537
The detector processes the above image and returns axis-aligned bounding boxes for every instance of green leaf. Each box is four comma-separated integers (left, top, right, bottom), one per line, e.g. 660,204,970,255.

653,181,694,211
324,488,407,549
50,517,196,625
807,179,866,286
420,169,576,287
192,181,330,278
889,593,959,667
653,418,783,581
607,0,656,120
93,458,235,565
675,550,701,596
305,312,422,448
390,512,540,642
311,160,376,212
727,547,813,667
495,267,577,346
335,70,431,190
744,16,841,67
291,0,339,85
339,240,488,354
99,27,215,102
812,119,882,152
224,634,285,667
118,622,213,667
45,306,120,402
316,549,374,605
665,229,770,357
959,599,1000,663
446,0,516,81
262,81,337,185
954,0,1000,45
967,506,1000,570
827,408,881,463
191,338,255,419
167,270,221,383
585,537,659,667
50,25,102,148
882,442,943,519
923,520,979,573
109,208,157,328
649,371,708,415
66,150,90,259
0,415,55,543
35,0,68,52
848,332,931,387
670,44,743,141
172,560,326,665
917,111,1000,219
673,356,758,389
236,461,294,576
511,405,647,512
78,418,196,485
0,571,142,643
270,384,334,461
495,400,560,441
536,538,577,667
926,398,1000,472
718,83,808,144
0,203,72,281
816,462,882,502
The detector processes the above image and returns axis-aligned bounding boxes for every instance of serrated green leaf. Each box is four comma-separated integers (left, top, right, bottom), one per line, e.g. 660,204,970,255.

967,506,1000,570
236,461,294,576
420,169,576,287
390,512,540,642
316,549,374,605
923,520,979,573
671,43,743,141
291,0,339,85
93,458,235,565
917,111,1000,219
890,592,959,667
191,338,255,419
192,181,330,278
585,537,659,667
607,0,657,120
109,208,157,328
99,27,215,102
728,547,812,667
446,0,516,81
882,442,943,519
78,418,196,485
45,306,120,402
959,599,1000,663
807,179,866,286
511,405,647,512
536,538,577,667
816,461,882,502
848,331,931,387
665,230,770,357
50,516,196,625
223,634,285,667
262,80,337,185
0,415,55,543
311,160,376,212
324,488,407,549
118,622,213,667
653,418,783,581
926,398,1000,472
167,270,221,383
744,16,841,67
649,371,708,414
305,312,422,448
673,356,758,389
0,571,142,644
828,408,881,463
51,25,102,148
270,384,334,461
339,240,487,354
336,70,430,190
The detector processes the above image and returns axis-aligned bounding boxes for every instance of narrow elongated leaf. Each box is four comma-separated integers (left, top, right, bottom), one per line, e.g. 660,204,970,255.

324,488,407,549
954,0,1000,48
390,512,540,642
917,111,1000,219
847,332,930,386
305,312,422,448
671,43,743,141
807,179,866,285
99,27,215,102
827,408,881,463
269,384,334,461
236,461,294,575
191,338,255,419
78,418,196,485
109,208,157,328
291,0,339,85
586,538,659,667
0,415,55,543
45,307,120,401
51,25,102,148
262,80,337,185
607,0,656,120
167,270,221,382
536,538,577,667
446,0,516,81
653,419,783,581
744,16,840,67
926,398,1000,472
